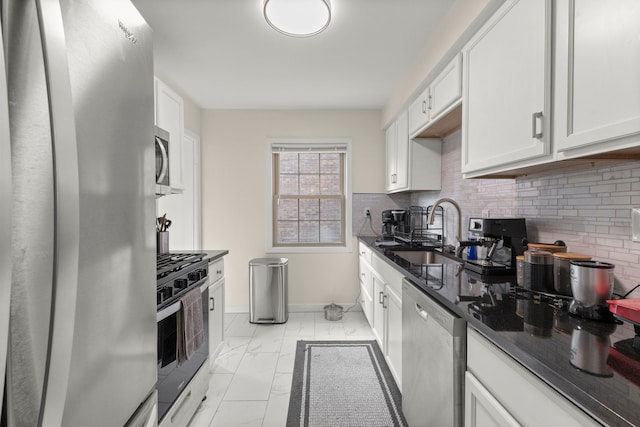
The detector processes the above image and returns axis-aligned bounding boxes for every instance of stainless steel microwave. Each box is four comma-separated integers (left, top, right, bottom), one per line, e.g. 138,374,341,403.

155,126,170,192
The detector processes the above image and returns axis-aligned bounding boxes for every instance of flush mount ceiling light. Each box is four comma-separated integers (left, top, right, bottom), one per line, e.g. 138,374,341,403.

263,0,331,37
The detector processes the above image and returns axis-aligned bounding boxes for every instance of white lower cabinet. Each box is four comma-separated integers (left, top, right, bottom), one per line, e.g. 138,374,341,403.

465,371,520,427
358,242,374,325
385,284,402,387
370,252,403,390
371,271,386,346
466,327,599,427
208,257,225,361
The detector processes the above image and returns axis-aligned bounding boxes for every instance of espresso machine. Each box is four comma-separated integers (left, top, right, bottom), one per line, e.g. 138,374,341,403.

381,209,408,239
463,218,527,276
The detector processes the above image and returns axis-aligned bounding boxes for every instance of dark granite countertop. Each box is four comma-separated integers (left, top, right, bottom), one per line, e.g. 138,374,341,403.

202,249,228,262
359,237,640,427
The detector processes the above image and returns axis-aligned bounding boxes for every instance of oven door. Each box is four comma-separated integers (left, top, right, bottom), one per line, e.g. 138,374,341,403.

156,285,209,422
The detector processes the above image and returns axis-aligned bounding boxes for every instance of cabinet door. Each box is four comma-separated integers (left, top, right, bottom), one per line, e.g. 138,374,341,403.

408,88,430,136
155,78,184,190
385,124,396,192
430,54,462,120
385,285,402,390
359,283,373,326
208,279,225,360
554,0,640,156
394,111,409,191
462,0,551,174
465,372,521,427
372,272,386,349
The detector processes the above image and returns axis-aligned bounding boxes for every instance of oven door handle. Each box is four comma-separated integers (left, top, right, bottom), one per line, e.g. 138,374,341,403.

157,300,181,323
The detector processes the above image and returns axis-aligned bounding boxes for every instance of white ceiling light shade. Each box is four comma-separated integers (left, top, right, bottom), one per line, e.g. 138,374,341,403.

263,0,331,37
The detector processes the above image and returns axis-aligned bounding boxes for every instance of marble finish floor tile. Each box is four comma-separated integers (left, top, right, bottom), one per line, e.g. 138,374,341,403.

188,310,373,427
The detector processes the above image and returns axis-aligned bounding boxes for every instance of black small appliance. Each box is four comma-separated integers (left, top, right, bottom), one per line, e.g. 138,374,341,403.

465,218,527,276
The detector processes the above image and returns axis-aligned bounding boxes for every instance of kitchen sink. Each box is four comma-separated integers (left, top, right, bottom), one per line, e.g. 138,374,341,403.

392,250,461,266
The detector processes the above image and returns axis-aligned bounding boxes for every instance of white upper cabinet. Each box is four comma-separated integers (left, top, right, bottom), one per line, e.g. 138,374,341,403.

461,0,552,177
386,111,441,193
409,54,463,137
385,111,410,192
155,78,184,190
554,0,640,158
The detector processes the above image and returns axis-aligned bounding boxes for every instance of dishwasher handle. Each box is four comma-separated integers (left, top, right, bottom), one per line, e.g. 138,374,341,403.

415,303,429,321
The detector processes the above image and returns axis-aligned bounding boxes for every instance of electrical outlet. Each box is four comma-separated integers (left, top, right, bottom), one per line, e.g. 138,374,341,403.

482,209,490,218
364,208,371,218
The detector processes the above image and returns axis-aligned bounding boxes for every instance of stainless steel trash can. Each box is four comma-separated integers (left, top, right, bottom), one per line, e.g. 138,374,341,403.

249,258,288,324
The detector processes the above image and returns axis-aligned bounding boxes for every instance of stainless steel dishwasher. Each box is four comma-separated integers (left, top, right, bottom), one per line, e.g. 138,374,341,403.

402,278,466,427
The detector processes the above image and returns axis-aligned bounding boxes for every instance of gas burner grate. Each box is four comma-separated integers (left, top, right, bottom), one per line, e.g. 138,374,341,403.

157,252,207,279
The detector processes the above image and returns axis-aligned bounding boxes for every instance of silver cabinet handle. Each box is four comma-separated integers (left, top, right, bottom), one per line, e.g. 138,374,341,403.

532,112,543,139
382,295,388,309
209,296,215,311
422,100,427,114
428,94,433,110
379,291,384,304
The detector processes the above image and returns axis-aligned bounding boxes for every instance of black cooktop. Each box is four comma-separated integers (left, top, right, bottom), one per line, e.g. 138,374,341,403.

156,252,207,280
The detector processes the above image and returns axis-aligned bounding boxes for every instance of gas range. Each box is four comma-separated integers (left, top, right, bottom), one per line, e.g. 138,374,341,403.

156,253,209,309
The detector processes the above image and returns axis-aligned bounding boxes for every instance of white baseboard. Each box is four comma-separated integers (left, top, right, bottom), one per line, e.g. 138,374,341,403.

224,303,362,314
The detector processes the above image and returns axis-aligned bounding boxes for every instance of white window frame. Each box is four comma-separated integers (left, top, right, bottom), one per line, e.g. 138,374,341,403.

265,138,353,253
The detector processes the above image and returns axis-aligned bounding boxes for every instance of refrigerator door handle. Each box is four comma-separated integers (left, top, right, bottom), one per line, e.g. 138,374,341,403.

35,0,81,425
0,9,13,416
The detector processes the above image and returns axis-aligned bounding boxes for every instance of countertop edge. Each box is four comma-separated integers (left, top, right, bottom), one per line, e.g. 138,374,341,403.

358,237,627,427
202,249,229,262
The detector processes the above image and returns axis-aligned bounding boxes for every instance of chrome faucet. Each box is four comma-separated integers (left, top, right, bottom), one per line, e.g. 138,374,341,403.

427,197,463,256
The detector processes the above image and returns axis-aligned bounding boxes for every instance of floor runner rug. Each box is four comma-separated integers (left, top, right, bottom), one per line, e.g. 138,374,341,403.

286,340,407,427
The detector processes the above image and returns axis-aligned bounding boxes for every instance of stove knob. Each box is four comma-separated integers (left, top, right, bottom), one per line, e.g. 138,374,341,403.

157,286,173,304
175,278,188,289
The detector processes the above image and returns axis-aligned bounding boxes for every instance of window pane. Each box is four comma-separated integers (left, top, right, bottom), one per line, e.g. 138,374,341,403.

320,174,340,195
279,153,298,174
300,199,319,220
300,175,319,195
320,153,340,174
279,175,298,195
320,199,341,220
299,153,319,174
278,221,298,243
277,199,298,220
299,221,319,243
320,221,341,243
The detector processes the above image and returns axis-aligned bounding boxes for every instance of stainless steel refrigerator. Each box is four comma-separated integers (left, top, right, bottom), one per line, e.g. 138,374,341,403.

2,0,157,426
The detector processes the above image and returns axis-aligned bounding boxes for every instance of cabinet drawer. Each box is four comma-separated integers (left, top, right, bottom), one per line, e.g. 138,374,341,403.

467,327,599,426
358,241,372,264
359,258,372,295
360,283,373,326
209,258,224,283
371,252,404,295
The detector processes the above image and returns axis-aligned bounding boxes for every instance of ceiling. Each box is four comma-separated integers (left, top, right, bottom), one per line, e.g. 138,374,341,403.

131,0,456,110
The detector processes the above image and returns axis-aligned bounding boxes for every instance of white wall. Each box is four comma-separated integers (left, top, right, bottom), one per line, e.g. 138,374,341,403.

382,0,497,127
201,109,384,312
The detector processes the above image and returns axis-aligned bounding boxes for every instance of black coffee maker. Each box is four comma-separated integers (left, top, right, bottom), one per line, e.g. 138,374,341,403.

381,209,408,238
464,218,527,276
